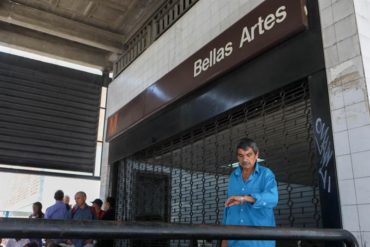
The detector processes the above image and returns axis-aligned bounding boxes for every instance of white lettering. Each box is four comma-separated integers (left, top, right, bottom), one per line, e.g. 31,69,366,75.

216,48,225,63
276,6,287,23
239,5,288,48
194,5,288,78
193,59,202,77
225,42,233,56
239,26,253,48
202,57,210,71
258,16,265,35
193,42,234,78
264,13,276,30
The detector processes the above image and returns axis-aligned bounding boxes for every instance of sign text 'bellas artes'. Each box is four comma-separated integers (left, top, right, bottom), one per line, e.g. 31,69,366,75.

107,0,308,141
193,5,288,78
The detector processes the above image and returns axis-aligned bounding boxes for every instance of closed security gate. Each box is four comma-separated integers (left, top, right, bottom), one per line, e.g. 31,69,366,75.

116,80,323,247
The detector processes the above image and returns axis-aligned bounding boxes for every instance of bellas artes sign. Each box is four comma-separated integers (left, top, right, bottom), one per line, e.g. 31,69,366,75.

107,0,308,141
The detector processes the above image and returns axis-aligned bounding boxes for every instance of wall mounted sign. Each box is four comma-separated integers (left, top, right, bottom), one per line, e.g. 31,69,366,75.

107,0,308,141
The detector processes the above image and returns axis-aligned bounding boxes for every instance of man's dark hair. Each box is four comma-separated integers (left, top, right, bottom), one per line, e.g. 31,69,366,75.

33,201,42,210
54,190,64,201
236,138,259,154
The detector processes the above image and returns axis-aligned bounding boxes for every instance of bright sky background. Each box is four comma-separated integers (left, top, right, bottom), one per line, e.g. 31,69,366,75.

0,44,102,75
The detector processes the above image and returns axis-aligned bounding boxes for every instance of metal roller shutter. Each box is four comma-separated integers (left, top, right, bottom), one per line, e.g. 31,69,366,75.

115,80,323,247
0,52,102,173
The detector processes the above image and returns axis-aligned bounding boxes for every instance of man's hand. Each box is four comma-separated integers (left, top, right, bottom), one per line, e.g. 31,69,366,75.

225,195,255,207
225,196,243,207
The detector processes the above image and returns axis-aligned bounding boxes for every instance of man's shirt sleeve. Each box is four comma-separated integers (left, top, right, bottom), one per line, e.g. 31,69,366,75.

65,209,72,219
223,173,235,225
223,205,229,224
250,170,278,209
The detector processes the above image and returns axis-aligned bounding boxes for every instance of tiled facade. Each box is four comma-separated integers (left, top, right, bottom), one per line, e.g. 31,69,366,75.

319,0,370,246
103,0,370,245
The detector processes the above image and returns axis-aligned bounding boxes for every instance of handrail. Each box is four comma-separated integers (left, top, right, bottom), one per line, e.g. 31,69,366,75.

0,218,358,247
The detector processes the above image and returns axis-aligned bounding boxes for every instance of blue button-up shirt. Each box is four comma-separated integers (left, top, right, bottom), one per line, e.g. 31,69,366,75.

45,201,67,219
45,201,68,244
223,163,278,247
66,205,96,247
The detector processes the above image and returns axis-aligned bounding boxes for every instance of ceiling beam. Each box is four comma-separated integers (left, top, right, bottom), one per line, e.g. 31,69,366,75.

0,22,112,70
0,0,124,53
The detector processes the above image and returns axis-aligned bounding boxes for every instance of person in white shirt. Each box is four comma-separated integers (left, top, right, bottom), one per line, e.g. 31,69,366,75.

5,239,30,247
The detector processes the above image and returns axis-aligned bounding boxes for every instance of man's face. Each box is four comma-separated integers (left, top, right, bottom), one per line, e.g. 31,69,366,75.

237,147,258,170
64,196,70,204
32,205,38,214
93,203,100,211
103,202,109,211
75,193,86,207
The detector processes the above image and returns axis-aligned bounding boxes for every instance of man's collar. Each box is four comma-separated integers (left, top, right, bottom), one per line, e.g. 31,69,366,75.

255,162,260,174
234,162,260,176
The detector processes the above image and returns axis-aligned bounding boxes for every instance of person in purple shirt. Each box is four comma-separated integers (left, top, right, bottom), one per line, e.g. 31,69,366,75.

45,190,67,219
45,190,68,245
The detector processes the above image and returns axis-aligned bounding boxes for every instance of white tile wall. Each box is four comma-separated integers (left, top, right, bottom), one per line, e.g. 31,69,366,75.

345,101,370,129
352,231,364,247
354,0,370,104
328,84,345,110
342,78,367,106
337,35,361,63
362,232,370,247
355,178,370,204
341,205,361,231
327,56,364,85
333,131,351,155
332,107,348,132
352,150,370,178
320,0,370,245
324,45,340,68
336,154,354,180
339,179,357,205
332,0,354,22
358,204,370,231
99,119,110,200
349,125,370,153
334,14,357,42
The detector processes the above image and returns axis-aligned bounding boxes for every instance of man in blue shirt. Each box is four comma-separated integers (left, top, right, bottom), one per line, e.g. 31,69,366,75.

65,191,96,247
45,190,68,245
222,138,278,247
45,190,68,219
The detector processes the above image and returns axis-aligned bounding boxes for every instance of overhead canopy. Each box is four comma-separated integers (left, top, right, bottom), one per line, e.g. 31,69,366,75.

0,0,166,71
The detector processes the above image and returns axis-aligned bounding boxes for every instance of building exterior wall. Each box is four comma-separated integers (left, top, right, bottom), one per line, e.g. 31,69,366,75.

104,0,370,245
319,0,370,246
354,0,370,100
100,121,110,200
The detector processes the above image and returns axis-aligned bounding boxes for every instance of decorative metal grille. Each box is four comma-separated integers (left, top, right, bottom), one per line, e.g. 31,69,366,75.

115,80,322,247
113,0,199,78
